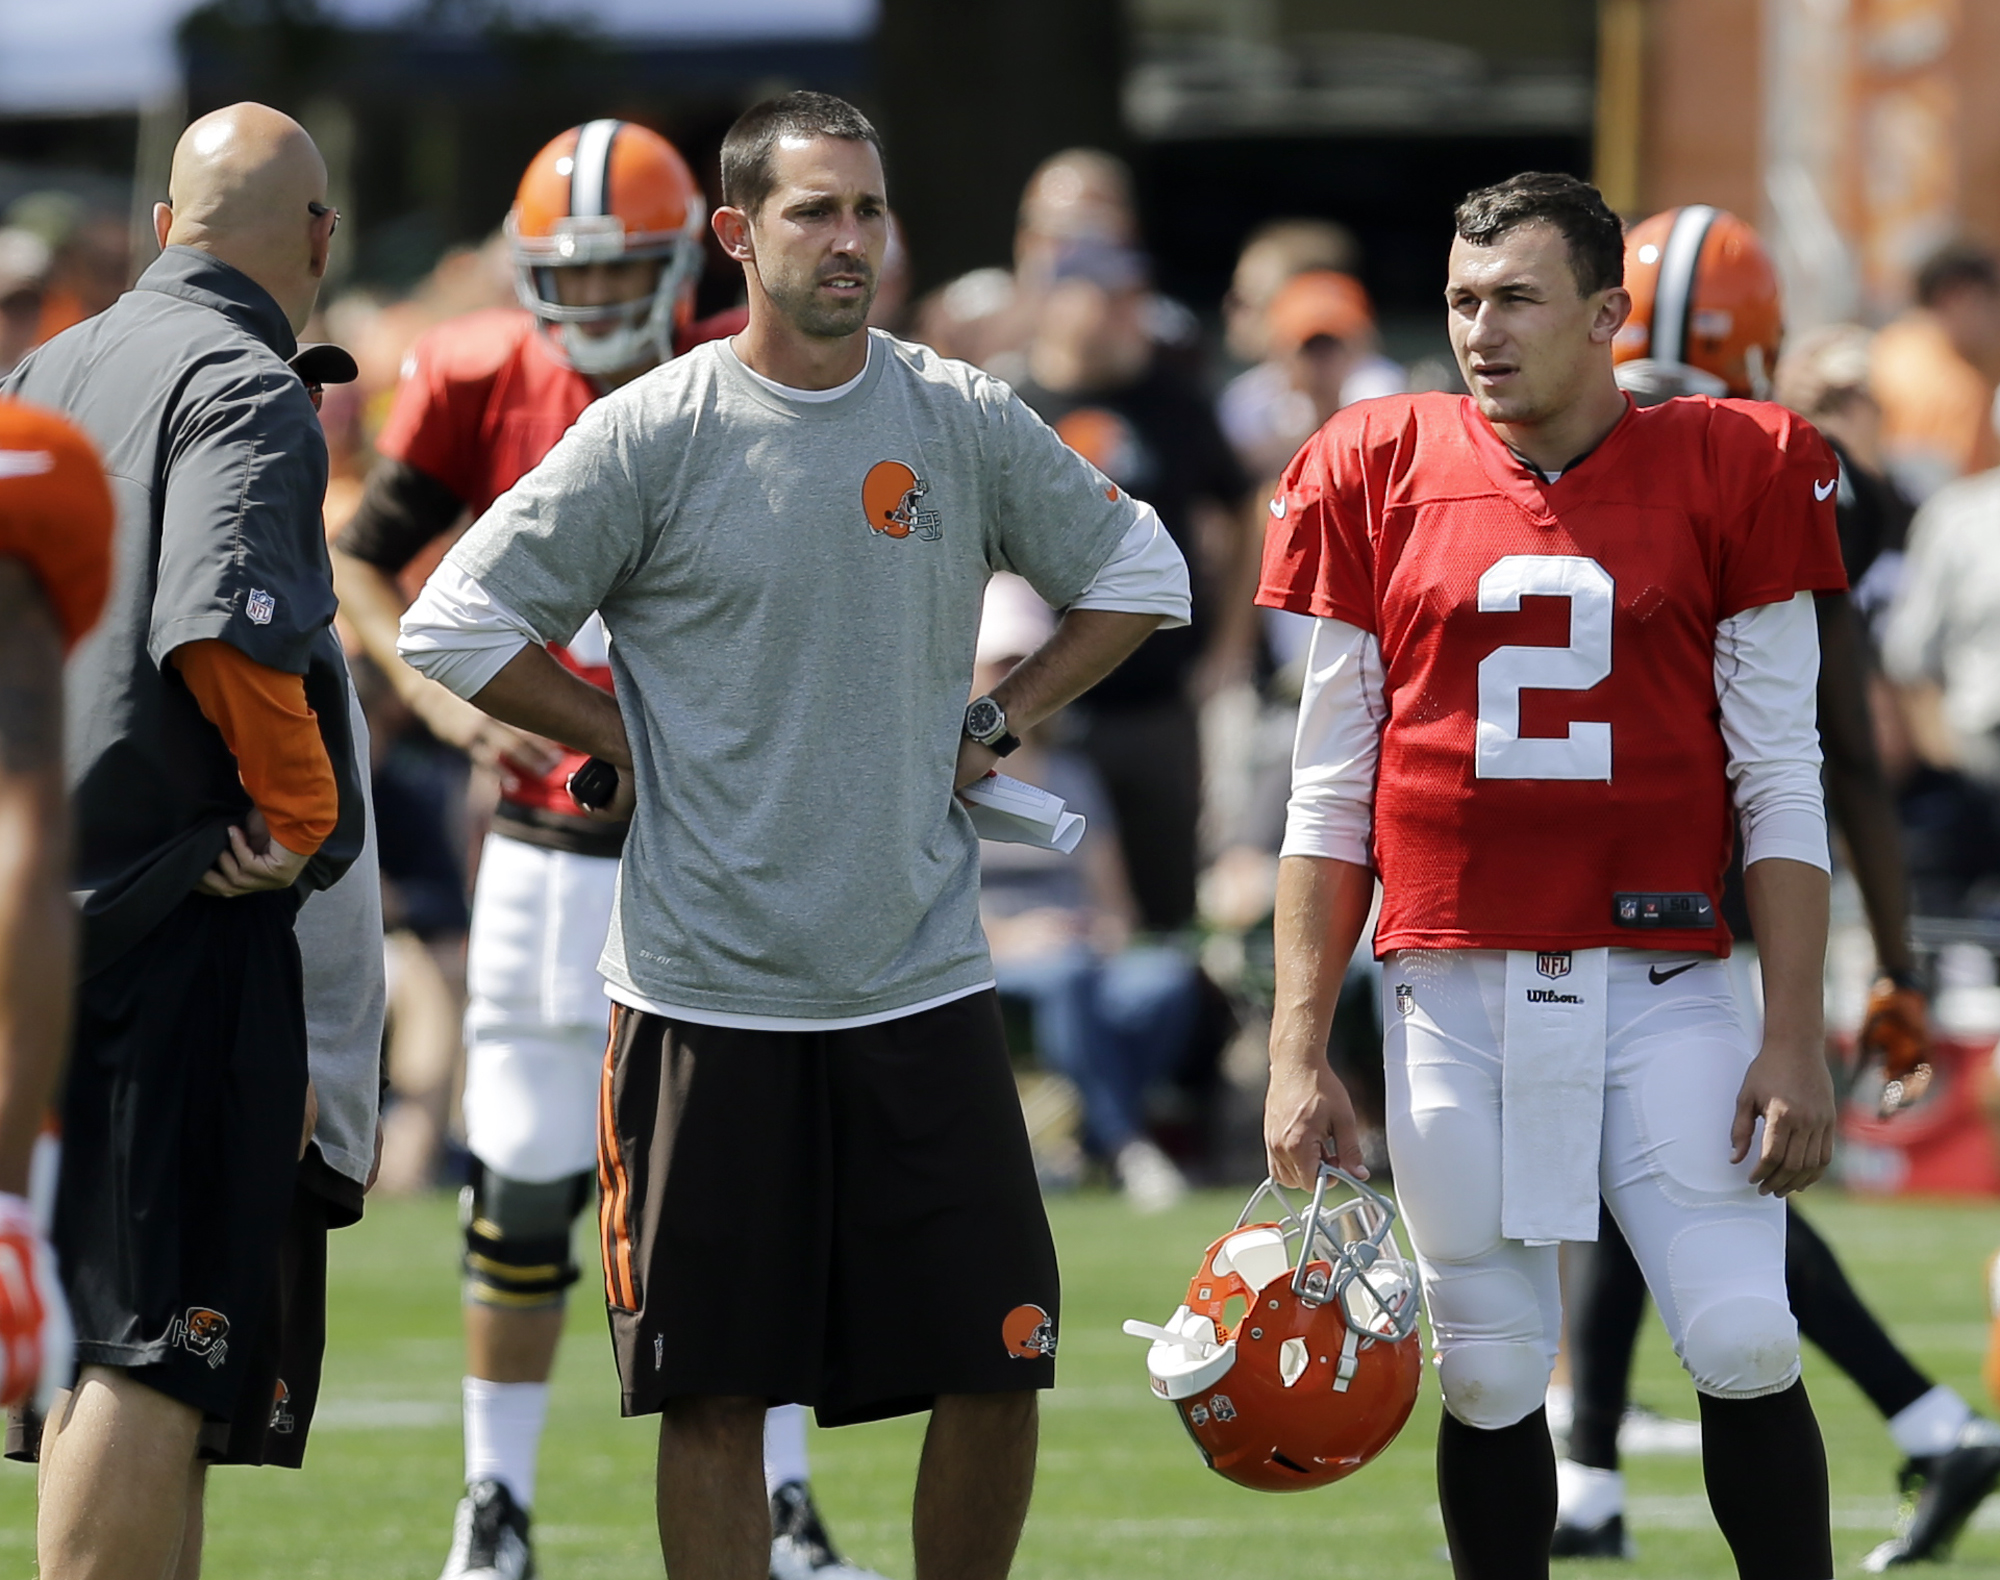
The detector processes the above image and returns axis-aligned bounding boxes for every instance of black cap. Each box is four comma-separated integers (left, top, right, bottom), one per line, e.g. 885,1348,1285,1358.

288,343,358,386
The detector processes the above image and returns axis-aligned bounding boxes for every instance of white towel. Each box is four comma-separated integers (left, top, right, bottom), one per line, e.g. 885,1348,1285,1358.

1500,947,1609,1244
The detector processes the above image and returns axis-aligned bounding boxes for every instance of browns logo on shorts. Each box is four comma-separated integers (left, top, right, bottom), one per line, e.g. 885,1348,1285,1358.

1002,1303,1055,1360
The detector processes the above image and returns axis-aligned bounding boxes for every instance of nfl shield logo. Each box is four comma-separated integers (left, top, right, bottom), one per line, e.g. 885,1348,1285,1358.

1619,898,1639,922
1395,983,1414,1016
246,589,276,626
1536,951,1572,980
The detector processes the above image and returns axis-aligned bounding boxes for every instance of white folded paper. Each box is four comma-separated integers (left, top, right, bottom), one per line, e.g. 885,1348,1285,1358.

962,773,1087,855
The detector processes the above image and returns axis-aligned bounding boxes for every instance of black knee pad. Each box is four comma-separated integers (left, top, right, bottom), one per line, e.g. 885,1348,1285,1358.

460,1164,592,1309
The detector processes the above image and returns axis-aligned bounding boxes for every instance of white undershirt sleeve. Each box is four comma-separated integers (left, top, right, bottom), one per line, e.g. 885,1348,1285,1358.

397,561,542,701
1715,590,1830,872
1068,506,1192,625
1279,616,1386,867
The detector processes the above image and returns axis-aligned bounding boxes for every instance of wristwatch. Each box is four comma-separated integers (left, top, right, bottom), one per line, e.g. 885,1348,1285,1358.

963,695,1020,757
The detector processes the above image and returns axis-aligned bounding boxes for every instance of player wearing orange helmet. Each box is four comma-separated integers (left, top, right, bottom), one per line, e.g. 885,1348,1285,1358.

1612,204,1783,400
334,123,869,1580
0,398,109,1420
1548,208,1996,1569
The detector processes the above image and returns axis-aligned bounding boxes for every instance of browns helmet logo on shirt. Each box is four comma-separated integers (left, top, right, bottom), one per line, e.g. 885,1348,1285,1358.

1002,1303,1056,1359
862,460,942,541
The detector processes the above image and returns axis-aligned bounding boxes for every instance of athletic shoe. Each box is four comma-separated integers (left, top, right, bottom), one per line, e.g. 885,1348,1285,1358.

770,1480,889,1580
1617,1401,1702,1457
1114,1138,1187,1215
1550,1513,1633,1560
1861,1435,2000,1569
440,1478,535,1580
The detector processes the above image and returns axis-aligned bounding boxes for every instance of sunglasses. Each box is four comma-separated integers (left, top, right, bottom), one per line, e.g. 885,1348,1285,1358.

308,201,341,236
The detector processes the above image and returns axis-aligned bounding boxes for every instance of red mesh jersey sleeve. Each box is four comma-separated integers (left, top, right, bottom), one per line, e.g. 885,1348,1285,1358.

0,398,113,652
1255,408,1379,631
1710,400,1850,620
374,310,529,501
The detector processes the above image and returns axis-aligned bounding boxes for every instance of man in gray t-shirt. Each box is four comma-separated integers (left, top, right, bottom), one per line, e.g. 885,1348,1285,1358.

403,91,1187,1580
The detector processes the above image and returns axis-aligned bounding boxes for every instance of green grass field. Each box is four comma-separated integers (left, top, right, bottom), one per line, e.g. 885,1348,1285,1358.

4,1188,2000,1577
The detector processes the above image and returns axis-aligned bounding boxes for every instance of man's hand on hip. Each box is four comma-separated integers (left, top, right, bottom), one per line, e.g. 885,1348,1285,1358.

1731,1032,1836,1196
953,737,1000,791
197,816,308,896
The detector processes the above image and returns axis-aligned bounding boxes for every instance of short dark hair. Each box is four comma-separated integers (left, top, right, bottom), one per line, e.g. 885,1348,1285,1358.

1916,239,1999,308
720,91,884,216
1453,172,1625,297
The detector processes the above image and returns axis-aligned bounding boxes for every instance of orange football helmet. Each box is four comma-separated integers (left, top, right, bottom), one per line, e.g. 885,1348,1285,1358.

507,120,705,376
1614,205,1782,399
1125,1167,1422,1493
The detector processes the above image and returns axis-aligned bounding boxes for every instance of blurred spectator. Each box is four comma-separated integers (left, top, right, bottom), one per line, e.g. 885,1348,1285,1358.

1882,458,2000,781
1014,240,1254,931
1871,240,2000,502
28,209,129,345
1222,269,1397,482
913,148,1195,379
1880,445,2000,916
0,229,51,376
1222,217,1360,365
976,575,1198,1212
1773,323,1915,639
1218,227,1404,480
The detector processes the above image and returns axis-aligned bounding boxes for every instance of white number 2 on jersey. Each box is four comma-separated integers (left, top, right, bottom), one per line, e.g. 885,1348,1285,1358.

1474,554,1613,781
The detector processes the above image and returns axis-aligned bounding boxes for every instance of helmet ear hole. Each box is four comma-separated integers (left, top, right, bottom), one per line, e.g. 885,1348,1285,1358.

1218,1293,1249,1337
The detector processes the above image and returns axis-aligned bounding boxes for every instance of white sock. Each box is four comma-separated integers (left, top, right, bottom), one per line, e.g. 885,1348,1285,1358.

1556,1458,1624,1528
464,1377,550,1511
1889,1384,1974,1459
764,1402,811,1496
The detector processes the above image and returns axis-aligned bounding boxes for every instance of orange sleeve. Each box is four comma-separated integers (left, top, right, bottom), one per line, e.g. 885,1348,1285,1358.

170,639,339,856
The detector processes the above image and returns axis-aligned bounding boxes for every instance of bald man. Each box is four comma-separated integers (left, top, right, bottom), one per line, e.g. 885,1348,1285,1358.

3,103,363,1580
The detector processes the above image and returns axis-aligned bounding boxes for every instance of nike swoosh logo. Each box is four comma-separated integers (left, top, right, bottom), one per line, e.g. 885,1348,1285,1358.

1648,960,1701,985
1269,496,1288,518
1814,478,1836,501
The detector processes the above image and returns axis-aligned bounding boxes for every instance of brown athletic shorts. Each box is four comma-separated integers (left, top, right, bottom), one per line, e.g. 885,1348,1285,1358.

597,989,1059,1426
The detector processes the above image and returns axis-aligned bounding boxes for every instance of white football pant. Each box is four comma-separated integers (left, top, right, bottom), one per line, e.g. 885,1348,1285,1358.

463,833,620,1183
1381,948,1799,1431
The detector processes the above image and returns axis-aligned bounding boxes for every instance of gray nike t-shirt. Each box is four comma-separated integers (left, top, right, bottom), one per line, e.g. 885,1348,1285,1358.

444,332,1146,1020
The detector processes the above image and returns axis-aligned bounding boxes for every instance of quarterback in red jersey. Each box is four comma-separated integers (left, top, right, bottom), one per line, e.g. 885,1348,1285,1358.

1259,174,1839,1580
333,124,870,1580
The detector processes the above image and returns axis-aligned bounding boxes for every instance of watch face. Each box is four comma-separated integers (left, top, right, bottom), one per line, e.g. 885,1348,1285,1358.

966,698,1003,741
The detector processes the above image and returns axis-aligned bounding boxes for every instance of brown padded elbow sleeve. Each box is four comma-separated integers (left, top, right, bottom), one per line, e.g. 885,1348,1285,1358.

171,639,339,855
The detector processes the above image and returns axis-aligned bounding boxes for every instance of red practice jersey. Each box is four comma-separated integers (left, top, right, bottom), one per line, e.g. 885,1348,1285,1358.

0,396,113,651
376,304,744,816
1257,392,1846,955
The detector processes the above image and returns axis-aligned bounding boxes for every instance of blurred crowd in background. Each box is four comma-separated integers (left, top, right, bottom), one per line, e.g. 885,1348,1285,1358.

11,132,2000,1213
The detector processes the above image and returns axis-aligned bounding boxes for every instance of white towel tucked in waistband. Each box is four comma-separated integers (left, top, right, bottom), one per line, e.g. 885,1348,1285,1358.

1500,947,1609,1245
